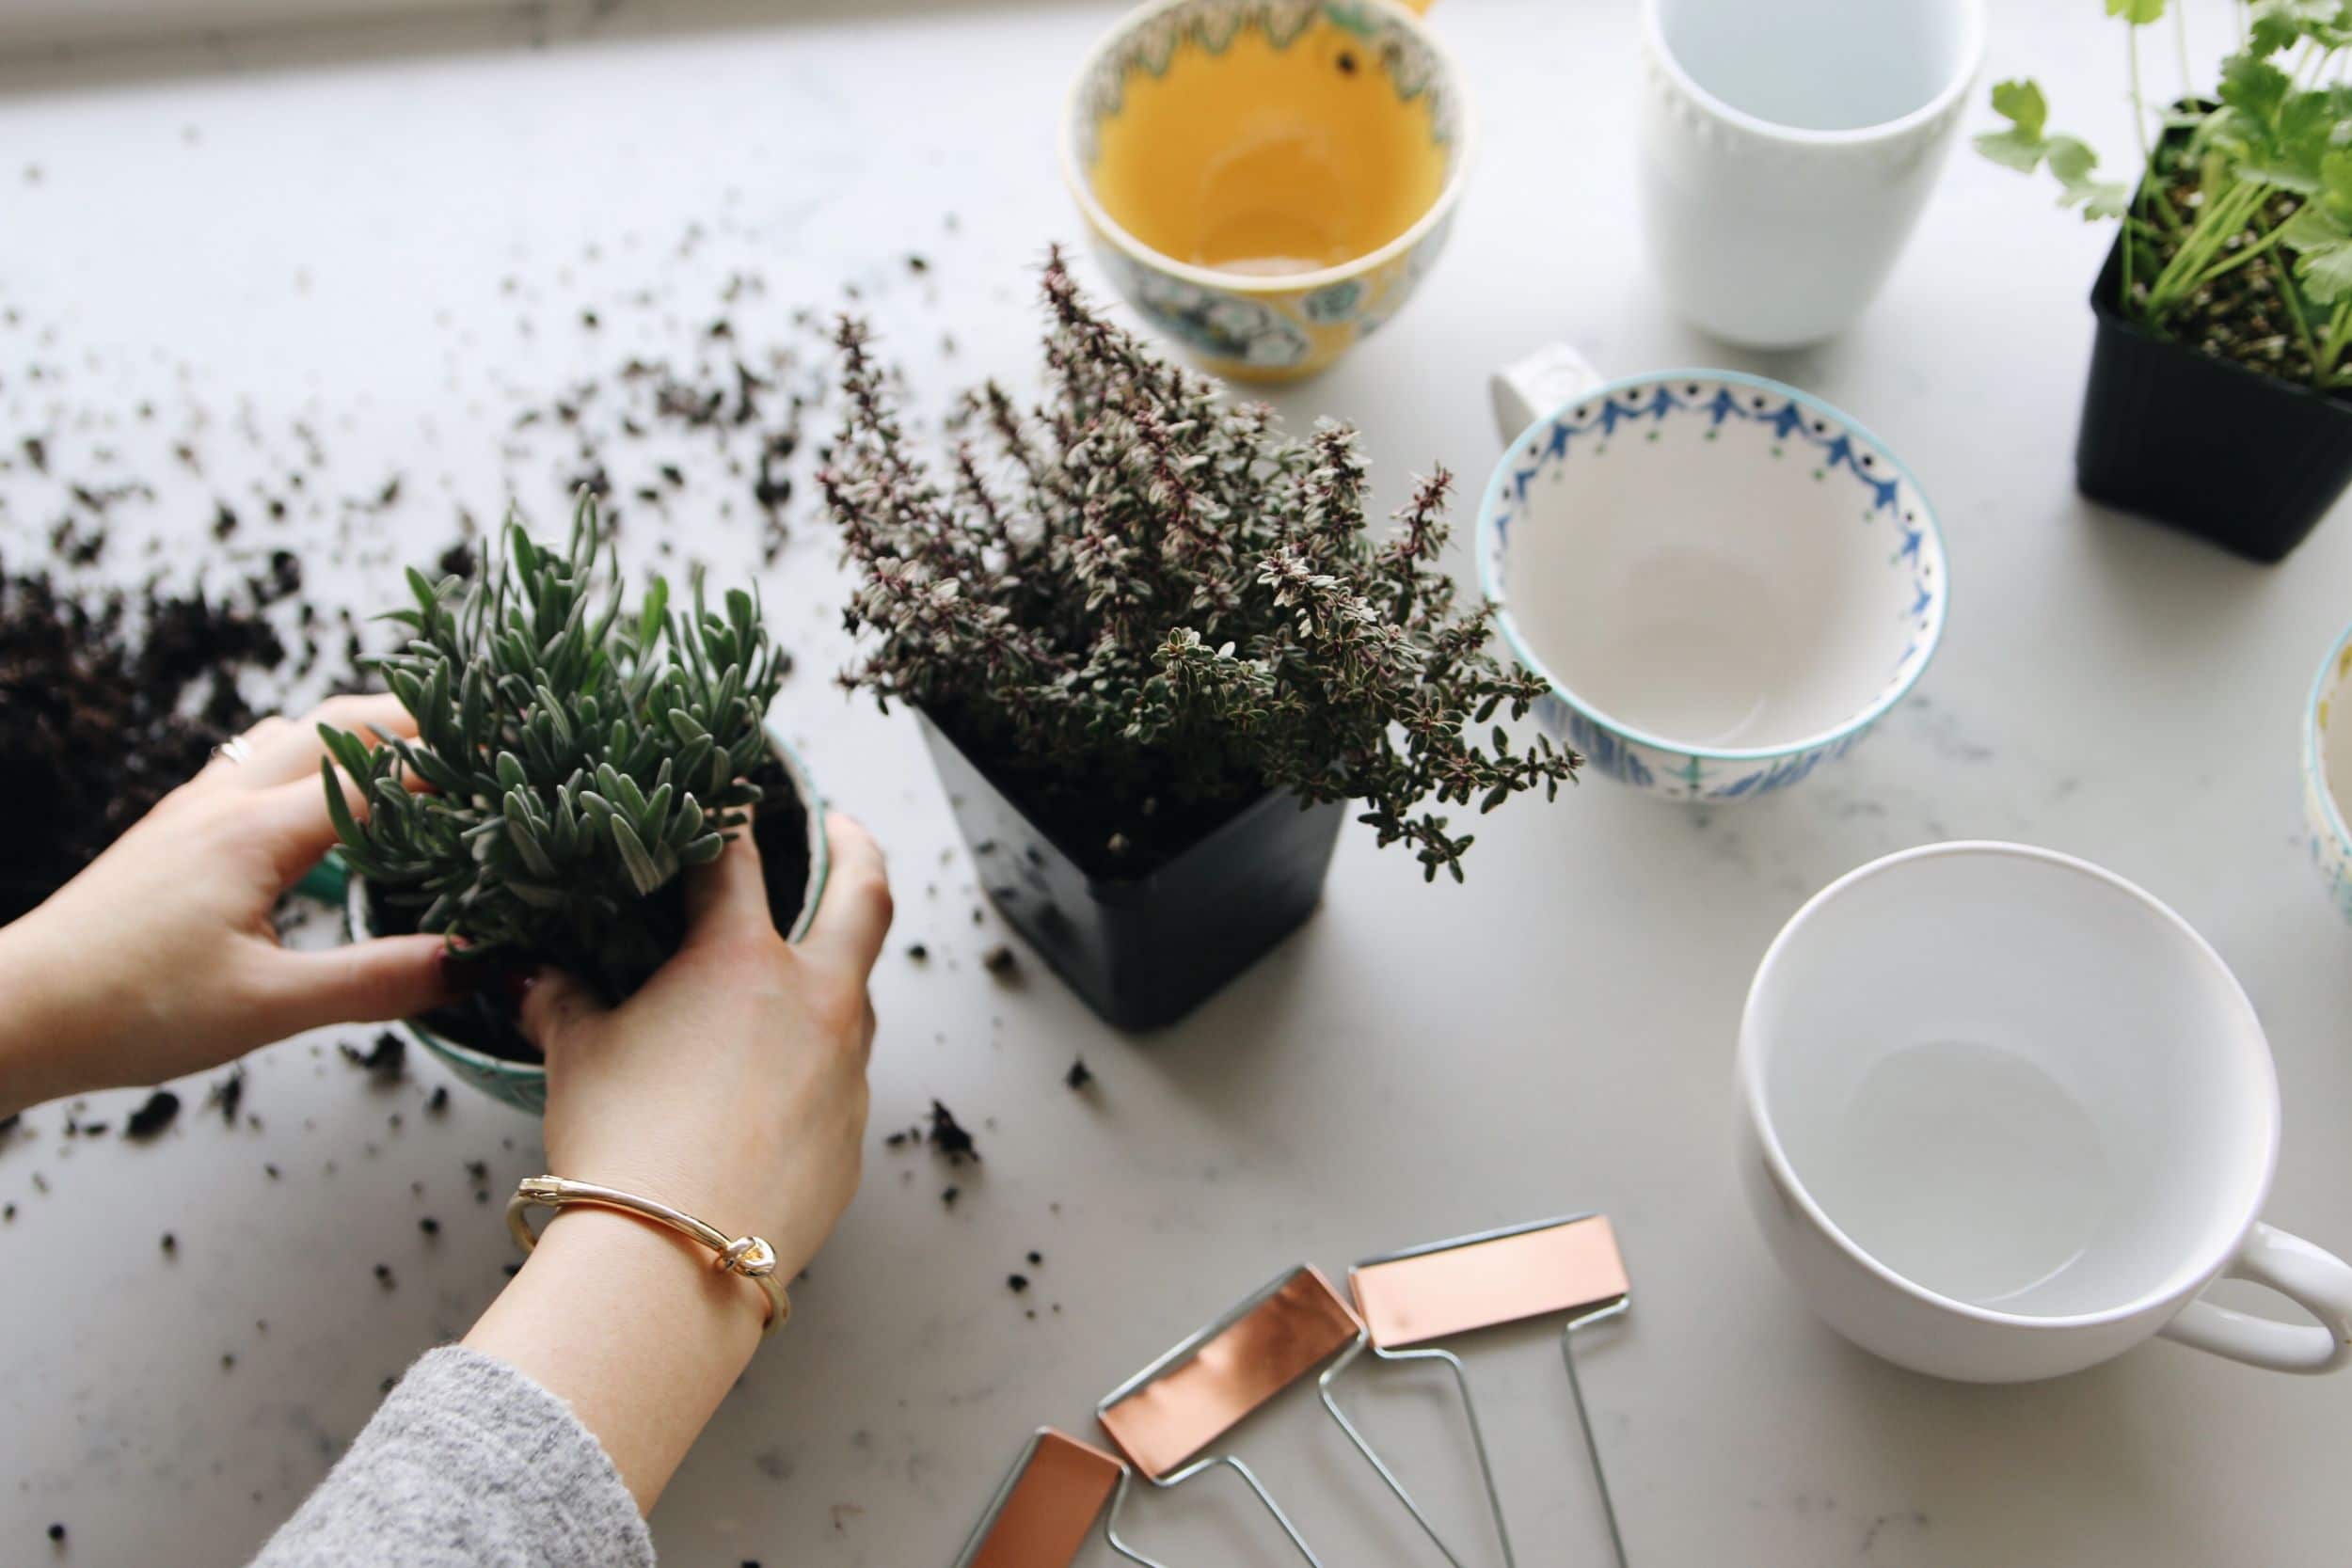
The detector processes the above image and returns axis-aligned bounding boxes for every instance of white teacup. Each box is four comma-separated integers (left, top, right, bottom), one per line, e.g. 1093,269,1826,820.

1479,344,1946,801
1740,842,2352,1382
1635,0,1985,348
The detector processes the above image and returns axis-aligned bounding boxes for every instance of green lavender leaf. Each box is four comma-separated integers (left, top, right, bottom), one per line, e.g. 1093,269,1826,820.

321,759,366,850
610,816,665,896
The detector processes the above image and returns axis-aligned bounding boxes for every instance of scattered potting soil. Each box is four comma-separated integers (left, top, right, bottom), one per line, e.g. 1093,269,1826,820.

926,1100,979,1164
980,943,1019,980
1006,1273,1028,1293
340,1033,407,1083
0,565,294,926
1064,1057,1093,1091
499,303,820,567
122,1090,181,1140
206,1067,246,1127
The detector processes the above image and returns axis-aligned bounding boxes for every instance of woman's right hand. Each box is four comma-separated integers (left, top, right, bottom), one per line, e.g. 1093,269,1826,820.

519,812,892,1279
467,813,890,1512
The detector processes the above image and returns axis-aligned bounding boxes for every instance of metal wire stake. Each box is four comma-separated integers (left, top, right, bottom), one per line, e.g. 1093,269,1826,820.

1101,1468,1175,1568
1561,1298,1631,1568
1318,1332,1516,1568
1319,1213,1634,1568
1102,1454,1327,1568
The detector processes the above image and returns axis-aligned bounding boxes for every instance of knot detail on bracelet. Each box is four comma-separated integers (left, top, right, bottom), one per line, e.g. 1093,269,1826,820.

718,1236,778,1277
506,1175,791,1338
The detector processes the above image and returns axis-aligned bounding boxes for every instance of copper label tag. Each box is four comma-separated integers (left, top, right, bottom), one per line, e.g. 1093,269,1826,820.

967,1430,1124,1568
1352,1215,1629,1349
1099,1266,1361,1480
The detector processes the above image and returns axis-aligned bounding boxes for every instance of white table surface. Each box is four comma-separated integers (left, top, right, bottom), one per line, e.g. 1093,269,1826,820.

4,2,2350,1564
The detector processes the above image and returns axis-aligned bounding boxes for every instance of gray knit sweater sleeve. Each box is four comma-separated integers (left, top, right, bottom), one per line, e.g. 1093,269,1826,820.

250,1345,656,1568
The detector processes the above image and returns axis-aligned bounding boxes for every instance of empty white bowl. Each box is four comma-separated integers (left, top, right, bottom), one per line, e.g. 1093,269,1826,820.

1477,346,1947,800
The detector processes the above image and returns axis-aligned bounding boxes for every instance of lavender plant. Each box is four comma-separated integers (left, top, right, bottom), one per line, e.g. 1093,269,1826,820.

322,492,787,1003
819,248,1576,883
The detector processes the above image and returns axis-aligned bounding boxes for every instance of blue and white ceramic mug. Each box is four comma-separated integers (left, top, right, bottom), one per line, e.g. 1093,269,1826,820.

2304,617,2352,924
1477,344,1947,801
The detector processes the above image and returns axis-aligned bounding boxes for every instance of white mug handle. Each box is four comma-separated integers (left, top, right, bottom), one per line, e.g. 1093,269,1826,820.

1488,342,1605,445
2158,1222,2352,1374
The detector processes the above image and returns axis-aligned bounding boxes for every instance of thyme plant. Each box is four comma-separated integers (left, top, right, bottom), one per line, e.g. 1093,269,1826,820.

323,493,786,1002
819,248,1576,883
1979,0,2352,388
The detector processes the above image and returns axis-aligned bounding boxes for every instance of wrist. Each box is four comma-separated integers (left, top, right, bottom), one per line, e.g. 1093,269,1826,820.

467,1204,765,1511
0,915,106,1117
535,1207,773,1350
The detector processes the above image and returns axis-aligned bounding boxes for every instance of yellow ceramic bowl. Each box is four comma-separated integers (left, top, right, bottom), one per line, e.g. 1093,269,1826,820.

1062,0,1472,382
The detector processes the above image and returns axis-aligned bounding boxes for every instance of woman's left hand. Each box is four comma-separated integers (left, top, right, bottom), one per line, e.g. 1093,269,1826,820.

0,694,459,1117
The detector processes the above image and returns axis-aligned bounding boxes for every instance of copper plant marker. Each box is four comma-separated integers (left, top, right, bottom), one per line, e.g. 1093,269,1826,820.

1093,1264,1363,1567
952,1427,1126,1568
1319,1214,1634,1568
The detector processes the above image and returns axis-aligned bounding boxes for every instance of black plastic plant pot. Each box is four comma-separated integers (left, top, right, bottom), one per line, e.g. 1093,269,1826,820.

2077,234,2352,562
916,712,1345,1033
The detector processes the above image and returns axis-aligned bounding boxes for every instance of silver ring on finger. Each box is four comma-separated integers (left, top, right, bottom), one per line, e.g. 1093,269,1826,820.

212,736,255,766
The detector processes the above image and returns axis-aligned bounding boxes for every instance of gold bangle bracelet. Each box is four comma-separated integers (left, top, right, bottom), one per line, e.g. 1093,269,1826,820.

505,1175,790,1338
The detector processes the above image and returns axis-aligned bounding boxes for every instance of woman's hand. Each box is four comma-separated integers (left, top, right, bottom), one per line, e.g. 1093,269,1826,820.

467,811,891,1512
519,812,891,1277
0,695,457,1117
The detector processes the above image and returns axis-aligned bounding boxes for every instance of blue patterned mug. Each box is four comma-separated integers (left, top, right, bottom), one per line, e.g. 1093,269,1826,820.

1477,345,1947,800
2304,617,2352,924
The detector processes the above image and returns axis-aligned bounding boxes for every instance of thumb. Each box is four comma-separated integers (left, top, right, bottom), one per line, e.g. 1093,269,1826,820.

252,934,457,1039
516,967,607,1059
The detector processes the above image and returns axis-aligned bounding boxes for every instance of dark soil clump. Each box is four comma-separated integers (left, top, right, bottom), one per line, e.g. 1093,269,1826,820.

123,1090,181,1140
926,1100,979,1164
0,563,293,925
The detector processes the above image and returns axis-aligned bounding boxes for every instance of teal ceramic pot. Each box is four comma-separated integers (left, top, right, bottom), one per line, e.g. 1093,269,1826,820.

343,725,828,1116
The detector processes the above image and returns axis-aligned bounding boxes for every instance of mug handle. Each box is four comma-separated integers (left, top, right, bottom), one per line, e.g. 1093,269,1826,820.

1489,342,1604,446
2157,1222,2352,1374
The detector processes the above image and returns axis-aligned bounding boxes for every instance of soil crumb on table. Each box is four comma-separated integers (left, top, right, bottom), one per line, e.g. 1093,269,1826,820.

123,1089,181,1140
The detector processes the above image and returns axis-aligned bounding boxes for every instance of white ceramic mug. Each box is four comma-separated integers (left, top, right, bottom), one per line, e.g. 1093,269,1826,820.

1635,0,1985,348
1740,842,2352,1383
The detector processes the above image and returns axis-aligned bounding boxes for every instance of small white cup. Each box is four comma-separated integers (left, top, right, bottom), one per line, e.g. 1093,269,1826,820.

1740,842,2352,1383
1635,0,1985,348
1478,344,1946,800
